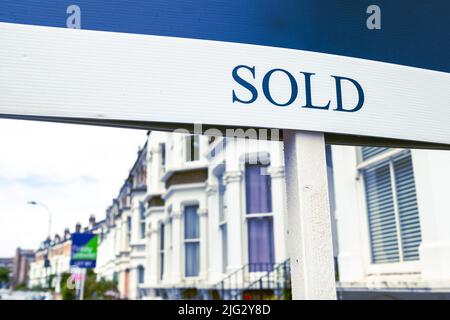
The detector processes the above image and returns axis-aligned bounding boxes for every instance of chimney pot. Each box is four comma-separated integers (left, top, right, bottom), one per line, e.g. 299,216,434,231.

64,228,71,239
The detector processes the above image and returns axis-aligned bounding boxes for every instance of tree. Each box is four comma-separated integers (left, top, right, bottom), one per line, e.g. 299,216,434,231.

60,270,118,300
0,267,10,285
60,272,76,300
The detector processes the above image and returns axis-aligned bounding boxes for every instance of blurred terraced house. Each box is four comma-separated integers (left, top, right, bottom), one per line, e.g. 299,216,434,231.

29,229,71,291
96,142,148,300
93,131,450,299
11,248,35,289
96,131,291,300
28,216,104,297
157,132,289,299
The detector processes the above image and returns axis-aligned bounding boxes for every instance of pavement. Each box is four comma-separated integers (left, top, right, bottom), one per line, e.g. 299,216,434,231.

0,288,52,300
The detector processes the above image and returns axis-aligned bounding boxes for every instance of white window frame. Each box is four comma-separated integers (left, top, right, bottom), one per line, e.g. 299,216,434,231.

139,202,146,240
218,174,228,274
185,135,200,163
159,142,166,170
242,161,275,268
357,148,421,275
126,215,132,245
182,203,201,279
159,223,165,282
137,265,145,285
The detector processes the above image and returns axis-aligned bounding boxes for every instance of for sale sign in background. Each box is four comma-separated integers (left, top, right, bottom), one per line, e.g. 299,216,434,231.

70,233,98,269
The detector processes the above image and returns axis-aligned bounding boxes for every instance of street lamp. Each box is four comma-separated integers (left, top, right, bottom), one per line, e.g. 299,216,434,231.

27,201,53,289
27,201,52,240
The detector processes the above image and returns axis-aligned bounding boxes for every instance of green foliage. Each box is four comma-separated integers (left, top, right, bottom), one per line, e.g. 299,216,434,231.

14,283,28,291
0,267,10,283
31,284,45,291
180,288,199,299
60,272,76,300
48,274,56,291
60,270,118,300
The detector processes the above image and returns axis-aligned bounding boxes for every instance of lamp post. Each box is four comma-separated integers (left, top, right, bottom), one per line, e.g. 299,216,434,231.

27,201,52,241
27,201,53,289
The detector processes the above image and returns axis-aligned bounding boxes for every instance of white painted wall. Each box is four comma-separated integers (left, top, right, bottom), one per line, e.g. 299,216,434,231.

333,146,450,290
95,132,450,298
412,149,450,285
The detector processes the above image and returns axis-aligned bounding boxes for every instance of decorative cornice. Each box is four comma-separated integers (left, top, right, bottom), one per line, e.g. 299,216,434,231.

198,209,208,217
205,184,218,196
145,192,163,202
267,166,285,178
130,185,147,195
146,206,164,217
147,193,165,209
223,171,242,183
171,211,182,220
147,227,158,236
162,182,207,200
119,206,131,213
130,243,146,249
161,164,208,183
150,145,161,154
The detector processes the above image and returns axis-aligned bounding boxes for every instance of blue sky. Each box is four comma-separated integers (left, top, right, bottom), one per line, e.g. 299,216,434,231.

0,119,146,257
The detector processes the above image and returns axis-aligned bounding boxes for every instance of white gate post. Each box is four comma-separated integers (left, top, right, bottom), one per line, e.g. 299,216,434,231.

283,130,336,300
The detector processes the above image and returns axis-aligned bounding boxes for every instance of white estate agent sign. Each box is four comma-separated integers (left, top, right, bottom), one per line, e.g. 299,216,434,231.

0,1,449,146
1,0,449,301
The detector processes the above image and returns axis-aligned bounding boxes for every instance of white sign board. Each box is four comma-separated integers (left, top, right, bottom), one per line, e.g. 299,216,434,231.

1,23,449,145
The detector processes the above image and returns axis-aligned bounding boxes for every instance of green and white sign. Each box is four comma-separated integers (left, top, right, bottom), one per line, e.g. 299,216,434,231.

70,233,98,269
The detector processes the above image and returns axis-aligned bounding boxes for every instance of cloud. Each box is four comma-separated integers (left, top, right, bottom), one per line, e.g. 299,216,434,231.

0,119,146,257
0,174,99,188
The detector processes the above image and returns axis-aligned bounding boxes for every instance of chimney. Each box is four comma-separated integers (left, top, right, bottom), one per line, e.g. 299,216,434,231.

64,228,71,240
75,222,81,233
89,214,96,229
44,236,51,248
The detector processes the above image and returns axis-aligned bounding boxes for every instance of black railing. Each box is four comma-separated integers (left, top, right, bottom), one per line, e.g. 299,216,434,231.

214,260,291,300
137,260,291,300
243,259,291,300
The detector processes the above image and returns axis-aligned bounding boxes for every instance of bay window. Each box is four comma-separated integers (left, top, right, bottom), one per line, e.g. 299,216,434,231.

245,162,275,272
184,205,200,277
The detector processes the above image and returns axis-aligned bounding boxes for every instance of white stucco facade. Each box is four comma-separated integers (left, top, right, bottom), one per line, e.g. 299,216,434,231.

94,132,450,299
333,146,450,294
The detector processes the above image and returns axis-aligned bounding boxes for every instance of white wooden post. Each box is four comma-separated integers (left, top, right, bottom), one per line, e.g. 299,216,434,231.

76,268,86,300
283,130,336,300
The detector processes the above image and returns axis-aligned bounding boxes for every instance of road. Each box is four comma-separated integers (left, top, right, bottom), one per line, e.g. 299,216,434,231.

0,288,52,300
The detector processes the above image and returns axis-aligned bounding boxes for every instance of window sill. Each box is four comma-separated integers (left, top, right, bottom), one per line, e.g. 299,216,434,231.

366,260,421,276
